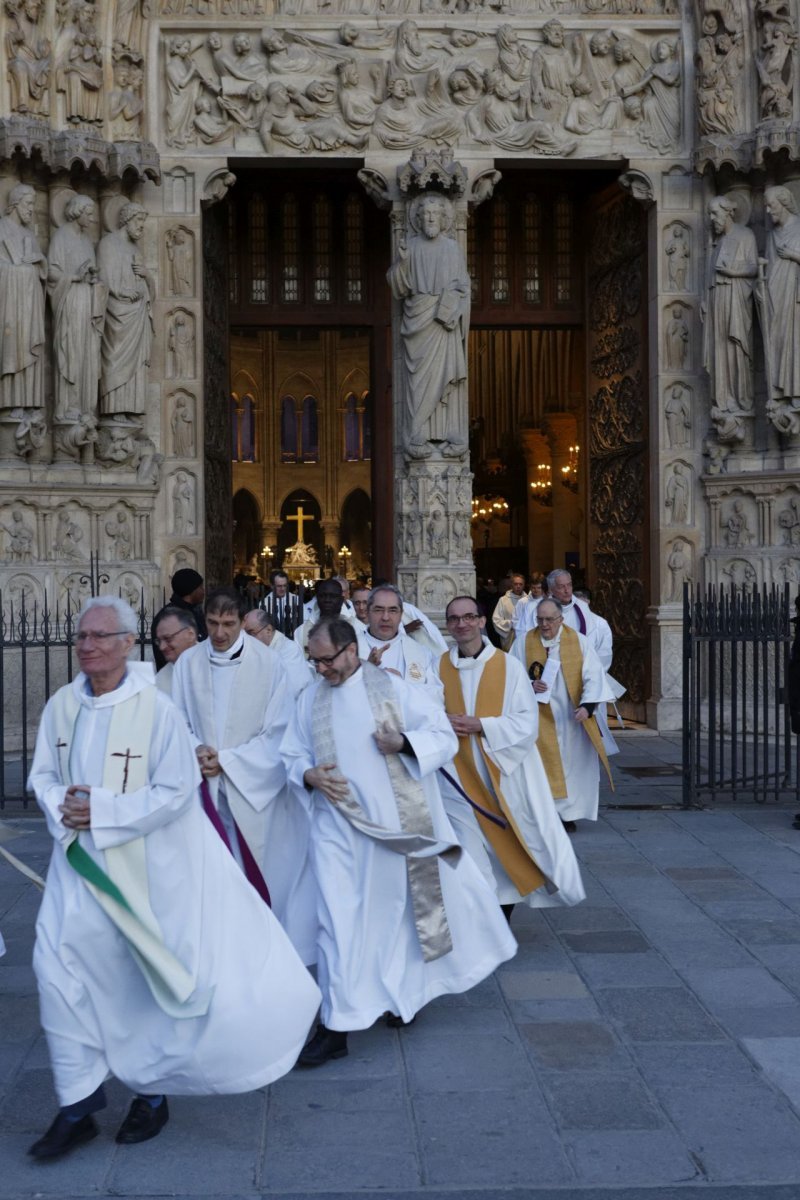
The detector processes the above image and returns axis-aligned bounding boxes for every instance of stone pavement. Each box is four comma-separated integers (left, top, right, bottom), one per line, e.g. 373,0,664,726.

3,732,800,1200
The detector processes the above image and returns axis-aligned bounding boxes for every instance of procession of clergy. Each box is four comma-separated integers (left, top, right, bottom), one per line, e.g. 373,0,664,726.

26,566,619,1160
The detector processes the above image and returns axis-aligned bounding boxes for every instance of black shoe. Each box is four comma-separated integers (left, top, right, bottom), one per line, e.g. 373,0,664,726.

561,819,577,834
297,1024,348,1067
385,1012,416,1029
28,1113,99,1160
115,1097,169,1145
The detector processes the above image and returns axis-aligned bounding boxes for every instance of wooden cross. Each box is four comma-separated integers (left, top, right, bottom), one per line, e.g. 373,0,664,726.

287,504,313,543
111,748,143,793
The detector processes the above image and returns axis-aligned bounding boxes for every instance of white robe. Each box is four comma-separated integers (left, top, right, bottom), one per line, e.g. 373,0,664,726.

492,592,531,640
363,628,443,699
172,635,317,965
295,611,369,658
29,665,320,1106
281,668,517,1031
438,643,585,908
267,629,314,697
402,602,448,655
511,628,612,822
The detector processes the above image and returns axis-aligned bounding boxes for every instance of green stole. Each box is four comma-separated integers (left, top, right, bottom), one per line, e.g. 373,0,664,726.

51,683,210,1018
440,650,548,897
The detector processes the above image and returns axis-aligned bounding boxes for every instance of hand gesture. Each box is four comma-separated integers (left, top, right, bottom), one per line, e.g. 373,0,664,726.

303,763,350,805
367,642,391,667
60,784,91,830
374,720,404,756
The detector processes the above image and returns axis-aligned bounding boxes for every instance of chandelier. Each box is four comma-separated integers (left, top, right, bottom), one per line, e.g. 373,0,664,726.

471,496,510,523
530,463,552,506
561,444,580,493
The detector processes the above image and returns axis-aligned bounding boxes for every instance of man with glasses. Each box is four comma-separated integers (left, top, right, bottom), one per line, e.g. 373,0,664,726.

282,617,516,1067
438,596,584,923
172,588,317,965
152,607,198,696
27,596,320,1161
364,584,440,693
512,598,613,831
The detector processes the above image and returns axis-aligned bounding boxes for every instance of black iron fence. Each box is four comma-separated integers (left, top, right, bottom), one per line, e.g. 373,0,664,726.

1,558,159,808
682,582,800,807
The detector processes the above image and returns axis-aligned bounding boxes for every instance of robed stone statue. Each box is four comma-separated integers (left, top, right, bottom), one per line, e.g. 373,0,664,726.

0,183,46,412
97,201,154,417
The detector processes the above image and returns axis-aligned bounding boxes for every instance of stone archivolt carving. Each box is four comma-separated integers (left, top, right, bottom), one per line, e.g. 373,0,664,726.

110,47,145,140
56,0,104,126
695,12,744,139
160,18,684,158
755,1,796,122
664,461,689,524
97,201,154,418
701,195,757,446
5,0,51,116
170,389,195,455
0,183,46,415
762,186,800,440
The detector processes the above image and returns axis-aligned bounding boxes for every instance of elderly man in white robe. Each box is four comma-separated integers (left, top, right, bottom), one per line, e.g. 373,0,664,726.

282,617,517,1067
152,606,198,696
354,582,446,657
27,597,320,1161
243,607,313,697
512,597,614,830
172,587,316,965
364,584,441,694
438,595,584,924
492,573,532,645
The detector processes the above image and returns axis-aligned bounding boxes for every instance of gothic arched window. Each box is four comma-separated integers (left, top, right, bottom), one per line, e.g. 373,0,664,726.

281,394,298,462
301,395,319,462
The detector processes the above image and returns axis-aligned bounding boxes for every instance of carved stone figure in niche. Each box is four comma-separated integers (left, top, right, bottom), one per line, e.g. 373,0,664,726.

167,312,195,379
114,0,149,53
166,227,193,296
47,194,107,422
172,471,193,534
778,498,800,546
98,202,154,417
722,558,756,590
756,9,796,121
701,196,757,443
110,52,144,139
53,508,84,560
530,20,581,124
427,508,448,557
1,508,34,561
665,384,691,448
723,498,752,547
0,184,46,414
5,0,51,115
171,393,194,456
105,508,133,561
165,36,209,149
421,574,454,611
763,186,800,438
620,39,681,154
387,193,470,461
452,512,471,558
58,1,103,125
119,575,142,611
54,411,97,463
665,463,689,524
665,304,689,370
665,224,690,290
404,510,421,557
467,68,577,155
667,538,690,602
12,407,46,460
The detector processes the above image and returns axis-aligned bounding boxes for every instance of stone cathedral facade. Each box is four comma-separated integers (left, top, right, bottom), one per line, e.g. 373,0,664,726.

0,0,798,729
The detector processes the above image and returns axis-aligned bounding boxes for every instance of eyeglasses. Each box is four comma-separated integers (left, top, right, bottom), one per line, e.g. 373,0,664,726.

537,616,562,626
75,630,127,644
308,645,349,668
446,613,481,625
155,629,191,647
370,606,401,616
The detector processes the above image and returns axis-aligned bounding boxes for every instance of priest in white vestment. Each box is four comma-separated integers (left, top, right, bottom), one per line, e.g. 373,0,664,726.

28,597,320,1161
152,605,199,696
512,598,614,827
492,574,532,643
244,607,313,696
364,584,442,695
172,587,317,966
353,584,446,657
281,618,517,1066
437,596,585,920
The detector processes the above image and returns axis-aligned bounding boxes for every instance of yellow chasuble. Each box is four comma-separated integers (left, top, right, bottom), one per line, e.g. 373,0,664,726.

523,626,613,799
440,650,547,896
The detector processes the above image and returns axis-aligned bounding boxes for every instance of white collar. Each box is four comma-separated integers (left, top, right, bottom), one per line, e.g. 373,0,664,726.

75,661,154,709
450,637,493,670
207,631,245,665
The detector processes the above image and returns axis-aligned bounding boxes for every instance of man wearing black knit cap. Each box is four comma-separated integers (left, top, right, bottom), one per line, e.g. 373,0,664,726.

152,569,207,670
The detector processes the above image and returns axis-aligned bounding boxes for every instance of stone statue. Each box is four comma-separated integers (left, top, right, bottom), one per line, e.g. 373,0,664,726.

665,384,691,448
0,183,46,413
427,508,448,556
172,471,193,534
763,186,800,438
97,202,154,416
667,538,690,602
1,508,34,561
114,0,149,53
165,36,208,149
105,508,133,560
171,393,194,456
665,304,689,370
466,68,577,156
665,224,689,290
530,20,581,124
387,193,470,460
722,558,757,590
696,19,744,137
452,512,471,558
13,407,46,459
665,463,689,524
722,498,751,547
621,39,681,154
5,0,51,115
53,508,84,560
756,13,796,120
58,1,103,125
778,498,800,547
47,194,107,422
166,227,193,295
110,52,144,139
54,411,97,463
701,196,757,443
404,510,421,557
168,312,195,379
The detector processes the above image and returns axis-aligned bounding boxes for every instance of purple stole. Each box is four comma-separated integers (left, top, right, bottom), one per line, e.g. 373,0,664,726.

200,780,271,907
571,603,587,635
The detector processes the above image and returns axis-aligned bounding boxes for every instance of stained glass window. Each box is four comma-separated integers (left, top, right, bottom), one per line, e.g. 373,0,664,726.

249,194,267,303
313,193,332,303
523,194,541,304
281,194,299,303
345,194,364,304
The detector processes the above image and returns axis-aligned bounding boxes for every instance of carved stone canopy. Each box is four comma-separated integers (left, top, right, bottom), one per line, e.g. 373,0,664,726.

397,152,467,199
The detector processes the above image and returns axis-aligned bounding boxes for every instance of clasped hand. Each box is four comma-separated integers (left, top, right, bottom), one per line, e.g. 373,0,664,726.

196,744,222,778
60,784,91,830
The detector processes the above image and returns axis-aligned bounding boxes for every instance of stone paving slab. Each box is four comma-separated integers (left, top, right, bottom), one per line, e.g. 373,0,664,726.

5,741,800,1197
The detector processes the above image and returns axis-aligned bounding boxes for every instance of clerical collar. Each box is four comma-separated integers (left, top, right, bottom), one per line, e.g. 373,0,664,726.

457,644,484,660
208,632,245,665
541,629,563,649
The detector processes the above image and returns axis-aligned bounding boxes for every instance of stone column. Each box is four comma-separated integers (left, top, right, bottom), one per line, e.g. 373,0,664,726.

545,413,580,573
519,426,553,574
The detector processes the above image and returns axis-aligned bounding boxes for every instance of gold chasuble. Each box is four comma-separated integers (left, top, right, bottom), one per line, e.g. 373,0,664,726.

440,651,547,896
523,626,613,799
